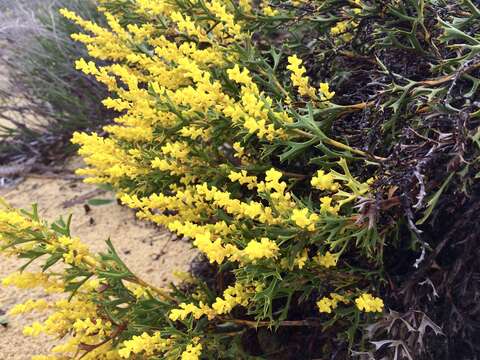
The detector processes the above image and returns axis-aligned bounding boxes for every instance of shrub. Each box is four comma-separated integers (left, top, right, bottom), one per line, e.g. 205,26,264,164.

0,0,112,163
2,0,480,359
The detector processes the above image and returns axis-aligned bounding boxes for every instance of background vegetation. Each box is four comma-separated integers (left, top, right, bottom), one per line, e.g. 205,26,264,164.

0,0,111,164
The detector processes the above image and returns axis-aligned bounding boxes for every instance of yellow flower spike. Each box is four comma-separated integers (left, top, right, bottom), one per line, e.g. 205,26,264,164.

319,82,335,101
239,0,253,13
233,142,246,159
169,283,250,323
170,12,208,42
2,272,64,293
330,20,350,36
58,236,91,266
135,0,172,17
330,293,349,305
261,0,279,16
118,331,168,358
9,299,49,315
169,302,209,321
287,54,317,98
206,0,243,40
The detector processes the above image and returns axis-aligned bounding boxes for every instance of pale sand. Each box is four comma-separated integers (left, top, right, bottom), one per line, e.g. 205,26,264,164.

0,169,196,359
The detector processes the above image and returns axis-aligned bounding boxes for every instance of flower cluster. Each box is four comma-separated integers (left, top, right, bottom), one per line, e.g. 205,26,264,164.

355,293,385,313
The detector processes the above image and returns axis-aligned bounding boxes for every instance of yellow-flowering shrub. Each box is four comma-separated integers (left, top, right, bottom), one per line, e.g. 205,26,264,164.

5,0,480,357
0,1,395,359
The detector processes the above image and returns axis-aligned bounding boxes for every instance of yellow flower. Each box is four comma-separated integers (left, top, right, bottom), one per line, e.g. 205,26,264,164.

169,302,214,321
314,251,339,268
261,0,279,16
317,297,336,313
331,20,350,35
355,293,384,313
317,292,349,313
181,341,203,360
320,196,340,215
2,272,63,293
118,332,168,358
58,236,91,266
9,299,49,315
228,170,258,189
264,168,287,194
311,170,339,191
23,322,45,337
212,283,250,314
233,142,245,158
227,64,253,86
291,208,319,231
293,248,309,269
242,238,279,261
191,231,232,264
239,0,253,13
319,82,335,101
287,54,316,98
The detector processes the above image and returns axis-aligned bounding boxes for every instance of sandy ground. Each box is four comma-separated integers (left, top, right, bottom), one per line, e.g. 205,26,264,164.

0,163,197,359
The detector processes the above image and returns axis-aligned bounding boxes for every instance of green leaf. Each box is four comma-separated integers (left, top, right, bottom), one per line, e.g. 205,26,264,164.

417,172,455,225
87,198,114,206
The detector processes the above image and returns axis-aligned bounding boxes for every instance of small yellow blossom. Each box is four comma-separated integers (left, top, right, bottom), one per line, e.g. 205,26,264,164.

287,55,316,98
320,196,340,214
311,170,339,191
23,321,45,337
355,293,384,313
317,292,349,313
317,297,336,313
319,82,335,101
118,332,168,358
291,208,319,231
293,248,309,269
181,341,202,360
261,0,279,16
227,64,253,86
9,299,49,315
58,236,91,266
228,170,258,189
242,238,279,261
314,251,339,268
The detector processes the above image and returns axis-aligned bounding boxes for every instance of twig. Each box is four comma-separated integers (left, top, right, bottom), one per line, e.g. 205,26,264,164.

227,318,322,328
25,173,82,181
61,188,107,208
